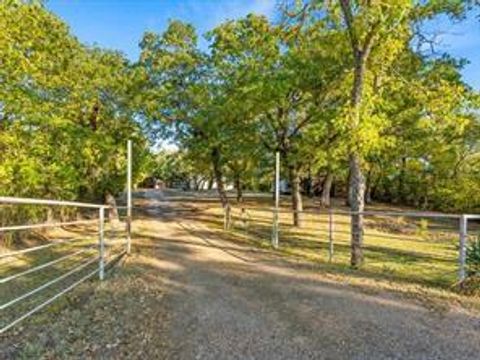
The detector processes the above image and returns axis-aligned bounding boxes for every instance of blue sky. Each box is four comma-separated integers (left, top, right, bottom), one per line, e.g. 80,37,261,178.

46,1,480,90
46,0,277,56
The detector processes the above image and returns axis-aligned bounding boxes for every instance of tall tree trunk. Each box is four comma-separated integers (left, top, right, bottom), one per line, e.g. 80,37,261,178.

105,191,119,222
349,153,365,267
290,165,303,227
306,166,313,198
235,173,243,203
211,147,229,209
193,176,200,191
320,171,334,207
207,175,214,190
349,49,368,268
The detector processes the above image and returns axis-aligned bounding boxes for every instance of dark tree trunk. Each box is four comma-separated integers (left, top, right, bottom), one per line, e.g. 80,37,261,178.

290,165,303,227
305,167,313,198
370,172,381,202
364,168,373,204
320,171,334,208
364,183,372,204
345,168,352,206
421,173,430,209
365,187,373,205
89,101,100,131
105,191,119,221
396,157,407,204
207,175,214,190
349,49,368,268
211,147,229,209
235,174,243,203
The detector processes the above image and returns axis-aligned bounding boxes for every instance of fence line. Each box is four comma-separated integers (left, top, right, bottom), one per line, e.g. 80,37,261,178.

0,219,99,233
229,206,480,219
0,196,109,209
0,245,96,284
0,256,99,311
0,267,100,334
225,206,480,284
0,197,131,334
0,232,99,260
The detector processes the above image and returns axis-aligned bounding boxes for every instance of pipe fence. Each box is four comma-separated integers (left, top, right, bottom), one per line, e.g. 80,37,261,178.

226,206,480,286
0,197,132,334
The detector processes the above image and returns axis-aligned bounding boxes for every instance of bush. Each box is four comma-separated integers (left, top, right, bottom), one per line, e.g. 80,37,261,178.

466,237,480,277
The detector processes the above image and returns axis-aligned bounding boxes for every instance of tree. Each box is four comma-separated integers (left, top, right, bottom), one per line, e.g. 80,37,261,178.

209,14,344,226
139,20,240,210
0,1,150,219
285,0,471,267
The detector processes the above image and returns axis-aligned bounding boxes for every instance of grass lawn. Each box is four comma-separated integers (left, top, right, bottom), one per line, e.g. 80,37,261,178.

173,193,479,291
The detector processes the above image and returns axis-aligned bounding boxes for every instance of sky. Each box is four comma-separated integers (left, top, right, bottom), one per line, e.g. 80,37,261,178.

46,1,480,90
46,0,277,56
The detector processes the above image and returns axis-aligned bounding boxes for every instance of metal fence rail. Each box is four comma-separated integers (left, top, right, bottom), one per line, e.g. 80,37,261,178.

226,206,480,285
0,197,132,334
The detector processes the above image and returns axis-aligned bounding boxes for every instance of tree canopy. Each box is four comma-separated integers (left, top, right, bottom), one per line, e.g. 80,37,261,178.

0,1,150,207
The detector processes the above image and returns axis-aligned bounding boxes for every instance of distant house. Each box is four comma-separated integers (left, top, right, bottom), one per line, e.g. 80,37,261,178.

191,179,234,191
271,180,290,194
279,179,290,194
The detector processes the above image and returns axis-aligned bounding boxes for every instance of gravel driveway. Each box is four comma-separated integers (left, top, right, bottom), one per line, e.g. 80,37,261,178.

144,190,480,360
4,190,478,359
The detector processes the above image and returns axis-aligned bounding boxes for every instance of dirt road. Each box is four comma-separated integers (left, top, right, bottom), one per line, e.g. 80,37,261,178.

138,190,480,360
2,190,480,359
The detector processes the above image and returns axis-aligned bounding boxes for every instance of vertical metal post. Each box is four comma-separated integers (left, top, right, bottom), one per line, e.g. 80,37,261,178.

328,208,334,262
272,152,280,248
223,204,231,230
459,214,467,282
272,209,279,249
275,152,280,210
127,140,132,255
99,206,105,281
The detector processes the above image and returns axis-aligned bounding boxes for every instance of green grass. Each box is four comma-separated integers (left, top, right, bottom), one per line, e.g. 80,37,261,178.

187,196,466,289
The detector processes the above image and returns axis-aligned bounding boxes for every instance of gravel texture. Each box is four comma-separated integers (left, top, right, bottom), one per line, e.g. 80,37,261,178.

146,190,480,360
2,190,479,359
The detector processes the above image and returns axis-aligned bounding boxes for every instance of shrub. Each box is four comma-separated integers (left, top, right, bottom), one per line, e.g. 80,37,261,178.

466,237,480,277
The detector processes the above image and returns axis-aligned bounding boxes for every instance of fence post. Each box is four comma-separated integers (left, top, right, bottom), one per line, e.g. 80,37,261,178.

224,204,231,230
271,151,280,248
126,140,132,255
328,208,334,262
99,206,105,281
272,208,279,248
458,214,467,282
